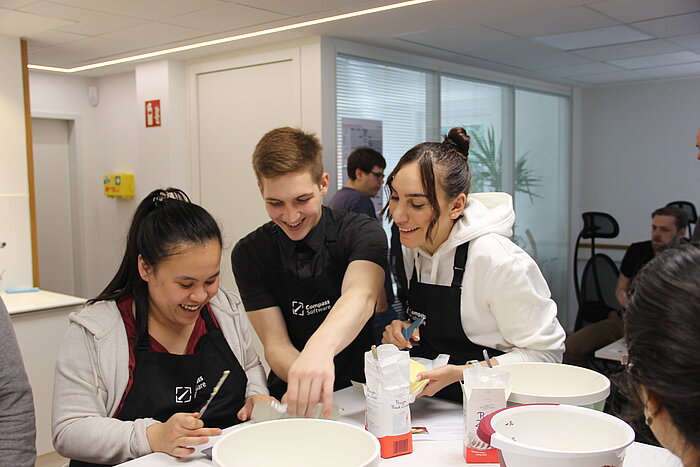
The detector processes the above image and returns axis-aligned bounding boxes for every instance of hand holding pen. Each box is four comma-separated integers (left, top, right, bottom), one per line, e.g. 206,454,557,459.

145,370,229,458
381,317,423,349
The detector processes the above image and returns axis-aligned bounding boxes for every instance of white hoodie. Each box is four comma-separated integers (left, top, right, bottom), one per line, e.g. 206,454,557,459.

403,192,565,364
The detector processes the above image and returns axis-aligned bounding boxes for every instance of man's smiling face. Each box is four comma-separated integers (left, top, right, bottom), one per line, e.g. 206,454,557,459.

259,169,328,241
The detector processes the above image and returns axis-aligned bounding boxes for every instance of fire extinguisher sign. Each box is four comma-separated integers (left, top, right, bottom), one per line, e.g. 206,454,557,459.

145,100,161,127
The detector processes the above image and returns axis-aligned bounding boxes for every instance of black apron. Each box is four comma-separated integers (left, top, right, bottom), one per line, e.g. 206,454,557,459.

266,226,374,399
407,242,502,402
70,308,248,467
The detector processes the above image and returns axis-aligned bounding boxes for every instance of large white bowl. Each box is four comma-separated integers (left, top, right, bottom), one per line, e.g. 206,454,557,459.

477,403,635,467
499,362,610,410
212,418,380,467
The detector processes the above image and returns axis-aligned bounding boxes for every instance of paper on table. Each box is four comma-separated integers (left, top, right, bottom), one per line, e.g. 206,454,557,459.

411,413,463,441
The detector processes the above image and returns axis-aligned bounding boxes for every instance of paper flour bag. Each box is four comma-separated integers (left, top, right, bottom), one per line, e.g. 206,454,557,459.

461,366,511,463
364,344,413,458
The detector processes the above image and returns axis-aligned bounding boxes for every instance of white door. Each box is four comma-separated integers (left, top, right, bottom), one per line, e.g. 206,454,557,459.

196,54,302,292
32,118,76,295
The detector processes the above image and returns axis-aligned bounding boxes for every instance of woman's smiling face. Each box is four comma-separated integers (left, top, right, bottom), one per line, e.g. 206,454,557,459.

139,240,221,328
388,162,463,254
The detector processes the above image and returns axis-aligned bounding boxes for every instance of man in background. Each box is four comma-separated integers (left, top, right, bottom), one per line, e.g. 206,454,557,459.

564,206,687,367
328,147,386,219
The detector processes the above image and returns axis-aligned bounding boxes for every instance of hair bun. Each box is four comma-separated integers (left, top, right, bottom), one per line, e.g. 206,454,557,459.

445,127,470,160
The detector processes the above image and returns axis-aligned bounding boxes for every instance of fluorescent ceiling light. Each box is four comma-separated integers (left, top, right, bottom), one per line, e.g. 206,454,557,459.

28,0,432,73
533,25,652,51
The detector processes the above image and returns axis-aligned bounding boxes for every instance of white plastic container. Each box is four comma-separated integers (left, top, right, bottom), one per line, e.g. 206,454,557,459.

499,362,610,410
477,403,635,467
212,418,380,467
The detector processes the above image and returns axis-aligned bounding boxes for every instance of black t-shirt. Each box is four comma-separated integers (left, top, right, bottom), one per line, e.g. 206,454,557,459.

327,187,377,220
620,240,654,279
232,206,388,311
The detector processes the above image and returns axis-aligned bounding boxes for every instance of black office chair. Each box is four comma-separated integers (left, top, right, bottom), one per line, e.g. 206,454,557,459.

666,201,697,240
573,212,621,331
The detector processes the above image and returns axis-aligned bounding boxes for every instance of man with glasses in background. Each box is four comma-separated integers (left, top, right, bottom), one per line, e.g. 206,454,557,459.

328,147,386,219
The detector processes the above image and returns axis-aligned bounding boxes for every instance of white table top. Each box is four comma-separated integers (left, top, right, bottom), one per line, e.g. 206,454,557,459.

1,289,86,315
119,386,681,466
594,337,628,363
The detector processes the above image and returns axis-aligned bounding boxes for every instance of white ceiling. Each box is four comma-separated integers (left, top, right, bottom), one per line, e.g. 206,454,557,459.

2,0,700,86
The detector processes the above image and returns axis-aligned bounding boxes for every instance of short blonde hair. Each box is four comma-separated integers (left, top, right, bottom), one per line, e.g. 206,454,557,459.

252,127,323,183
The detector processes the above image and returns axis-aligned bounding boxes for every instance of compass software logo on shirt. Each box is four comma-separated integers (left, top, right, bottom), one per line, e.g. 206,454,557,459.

292,301,305,316
175,386,192,403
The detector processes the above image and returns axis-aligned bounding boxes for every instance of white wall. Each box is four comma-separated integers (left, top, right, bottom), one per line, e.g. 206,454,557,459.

579,77,700,247
30,71,134,296
0,35,32,291
30,60,190,298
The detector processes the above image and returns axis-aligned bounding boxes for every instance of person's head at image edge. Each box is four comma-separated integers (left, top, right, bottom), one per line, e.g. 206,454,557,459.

384,127,470,254
90,188,223,335
346,147,386,197
623,244,700,467
252,127,329,242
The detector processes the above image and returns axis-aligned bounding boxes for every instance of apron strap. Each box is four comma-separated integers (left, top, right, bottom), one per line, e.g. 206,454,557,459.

135,315,150,352
451,242,469,287
410,242,470,288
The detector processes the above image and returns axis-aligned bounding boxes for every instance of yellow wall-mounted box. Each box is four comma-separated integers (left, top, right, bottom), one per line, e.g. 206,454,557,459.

103,173,134,199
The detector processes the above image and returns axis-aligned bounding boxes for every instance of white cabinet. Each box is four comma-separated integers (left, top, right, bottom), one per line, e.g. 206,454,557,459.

4,291,85,456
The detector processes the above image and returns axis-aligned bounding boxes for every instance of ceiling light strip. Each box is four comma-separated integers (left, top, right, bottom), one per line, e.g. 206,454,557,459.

27,0,432,73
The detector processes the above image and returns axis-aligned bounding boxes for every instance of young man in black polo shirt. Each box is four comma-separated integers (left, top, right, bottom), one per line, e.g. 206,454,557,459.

232,127,386,417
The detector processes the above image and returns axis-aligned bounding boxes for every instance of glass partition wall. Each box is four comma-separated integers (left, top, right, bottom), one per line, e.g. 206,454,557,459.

336,54,571,321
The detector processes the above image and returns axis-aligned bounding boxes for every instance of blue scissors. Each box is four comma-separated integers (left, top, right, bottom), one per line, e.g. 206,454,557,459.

402,316,424,340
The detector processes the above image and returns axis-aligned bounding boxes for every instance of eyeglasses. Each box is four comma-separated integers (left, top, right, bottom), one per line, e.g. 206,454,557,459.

369,171,385,180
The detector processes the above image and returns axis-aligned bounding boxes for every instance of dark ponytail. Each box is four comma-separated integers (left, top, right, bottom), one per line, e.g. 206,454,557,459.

89,188,222,338
383,127,471,240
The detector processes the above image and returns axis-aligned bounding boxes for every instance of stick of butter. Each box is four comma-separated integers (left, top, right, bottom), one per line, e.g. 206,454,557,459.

409,359,429,394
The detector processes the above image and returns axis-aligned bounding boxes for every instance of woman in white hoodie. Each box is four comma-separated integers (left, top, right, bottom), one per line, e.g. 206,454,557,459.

382,128,565,401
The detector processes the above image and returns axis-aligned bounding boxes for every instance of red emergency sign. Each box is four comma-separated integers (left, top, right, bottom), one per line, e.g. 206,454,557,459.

145,100,161,127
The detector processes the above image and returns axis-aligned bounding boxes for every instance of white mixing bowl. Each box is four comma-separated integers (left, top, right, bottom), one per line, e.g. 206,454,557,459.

499,362,610,410
212,418,380,467
477,403,635,467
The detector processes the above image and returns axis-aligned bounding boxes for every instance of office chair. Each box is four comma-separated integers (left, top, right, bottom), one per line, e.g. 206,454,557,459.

573,212,620,331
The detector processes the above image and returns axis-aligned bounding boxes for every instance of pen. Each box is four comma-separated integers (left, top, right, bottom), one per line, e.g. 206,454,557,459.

483,349,493,368
198,370,230,418
402,316,424,340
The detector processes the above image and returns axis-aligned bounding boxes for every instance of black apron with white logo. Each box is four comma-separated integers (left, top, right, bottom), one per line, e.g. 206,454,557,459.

266,226,374,399
70,308,247,467
407,242,502,402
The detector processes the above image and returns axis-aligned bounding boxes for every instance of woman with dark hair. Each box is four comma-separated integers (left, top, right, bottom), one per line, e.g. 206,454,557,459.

382,128,565,401
624,244,700,467
52,188,271,466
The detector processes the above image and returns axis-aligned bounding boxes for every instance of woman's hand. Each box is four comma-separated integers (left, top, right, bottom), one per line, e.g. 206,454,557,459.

415,364,463,398
237,394,278,421
381,320,417,349
146,412,221,458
